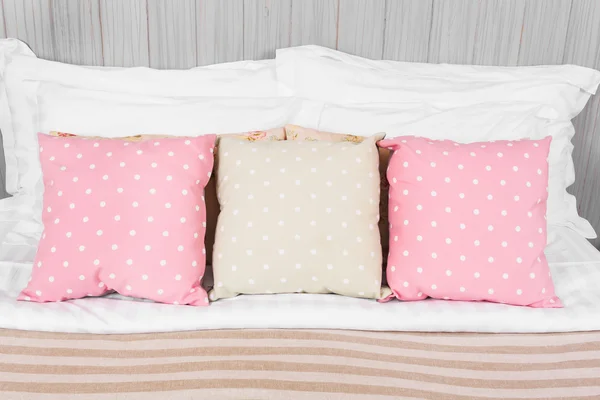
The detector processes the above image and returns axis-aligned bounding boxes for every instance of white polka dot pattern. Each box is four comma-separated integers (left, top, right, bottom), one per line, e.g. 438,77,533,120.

210,135,389,300
18,133,215,306
380,136,561,308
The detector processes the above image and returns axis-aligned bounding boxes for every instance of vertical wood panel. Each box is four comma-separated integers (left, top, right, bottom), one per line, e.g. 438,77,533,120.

0,3,5,38
337,0,386,59
2,0,54,59
427,0,480,64
289,0,337,49
50,0,104,65
472,0,525,66
243,0,291,60
147,0,197,68
563,0,600,247
99,0,149,67
517,0,573,65
382,0,433,62
196,0,243,65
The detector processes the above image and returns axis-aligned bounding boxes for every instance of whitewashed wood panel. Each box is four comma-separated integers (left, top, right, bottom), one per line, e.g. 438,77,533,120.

337,0,386,59
428,0,479,64
147,0,197,68
0,4,5,39
49,0,103,65
518,0,573,65
383,0,433,62
243,0,291,60
99,0,149,67
196,0,243,65
2,0,54,60
289,0,337,49
472,0,525,66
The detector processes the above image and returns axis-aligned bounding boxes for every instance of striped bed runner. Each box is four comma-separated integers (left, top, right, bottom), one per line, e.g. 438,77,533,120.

0,328,599,399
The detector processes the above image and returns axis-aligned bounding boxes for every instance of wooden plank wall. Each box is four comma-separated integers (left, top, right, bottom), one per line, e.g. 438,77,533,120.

1,0,599,246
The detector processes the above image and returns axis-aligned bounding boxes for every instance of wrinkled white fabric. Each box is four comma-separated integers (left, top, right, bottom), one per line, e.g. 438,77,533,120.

1,226,599,334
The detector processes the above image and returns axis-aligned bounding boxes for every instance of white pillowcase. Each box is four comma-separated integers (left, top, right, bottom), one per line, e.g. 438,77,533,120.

276,45,600,118
2,83,322,260
0,39,36,195
2,41,284,198
275,45,600,238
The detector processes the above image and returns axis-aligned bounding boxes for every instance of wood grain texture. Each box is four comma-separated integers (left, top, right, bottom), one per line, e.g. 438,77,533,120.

383,0,433,62
50,0,103,65
518,0,573,65
472,0,525,66
337,0,386,59
0,2,5,38
289,0,337,49
99,0,149,67
243,0,291,60
197,0,243,65
427,0,479,64
2,0,54,59
147,0,197,68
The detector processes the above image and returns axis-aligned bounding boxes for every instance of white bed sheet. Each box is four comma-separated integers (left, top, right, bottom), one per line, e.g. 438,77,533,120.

1,226,599,334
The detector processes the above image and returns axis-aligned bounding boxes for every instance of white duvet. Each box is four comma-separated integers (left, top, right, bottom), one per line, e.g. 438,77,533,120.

1,226,599,334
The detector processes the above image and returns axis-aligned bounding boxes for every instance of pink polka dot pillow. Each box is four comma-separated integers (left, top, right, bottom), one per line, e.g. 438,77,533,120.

380,136,561,308
18,133,216,306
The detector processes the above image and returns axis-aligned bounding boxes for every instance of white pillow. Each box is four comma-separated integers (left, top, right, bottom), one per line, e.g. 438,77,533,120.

36,84,320,137
1,83,322,258
275,45,600,238
2,41,284,198
276,45,600,118
0,39,36,194
310,101,592,237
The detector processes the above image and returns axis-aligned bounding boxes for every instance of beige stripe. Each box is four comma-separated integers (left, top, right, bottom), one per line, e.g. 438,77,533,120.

3,333,599,354
317,330,600,347
2,359,599,389
2,328,599,345
0,388,415,400
3,354,600,380
2,345,599,370
1,372,599,399
3,336,600,363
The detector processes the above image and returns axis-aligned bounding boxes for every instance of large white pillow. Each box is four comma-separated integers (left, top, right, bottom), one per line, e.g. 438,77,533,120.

0,40,36,194
1,40,285,198
276,45,600,118
275,45,600,238
1,83,322,259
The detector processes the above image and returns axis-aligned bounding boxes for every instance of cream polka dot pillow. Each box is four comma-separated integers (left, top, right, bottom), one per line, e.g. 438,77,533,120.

210,134,391,300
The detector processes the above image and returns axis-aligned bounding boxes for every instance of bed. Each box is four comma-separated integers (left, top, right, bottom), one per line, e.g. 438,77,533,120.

1,226,599,399
2,3,600,398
